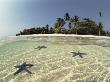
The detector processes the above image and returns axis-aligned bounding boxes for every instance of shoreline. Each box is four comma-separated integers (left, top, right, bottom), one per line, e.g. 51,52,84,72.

8,34,110,39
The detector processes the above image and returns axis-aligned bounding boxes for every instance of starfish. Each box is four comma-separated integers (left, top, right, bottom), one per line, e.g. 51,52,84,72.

35,45,47,50
70,51,87,58
14,62,33,75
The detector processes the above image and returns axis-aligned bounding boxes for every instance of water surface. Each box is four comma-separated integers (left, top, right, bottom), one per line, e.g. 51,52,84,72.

0,36,110,82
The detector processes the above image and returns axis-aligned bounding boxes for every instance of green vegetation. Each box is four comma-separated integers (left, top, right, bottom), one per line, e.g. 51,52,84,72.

16,13,110,36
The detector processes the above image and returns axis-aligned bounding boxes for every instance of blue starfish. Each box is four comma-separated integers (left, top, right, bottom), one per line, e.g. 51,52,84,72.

35,45,47,50
14,62,33,75
70,51,87,58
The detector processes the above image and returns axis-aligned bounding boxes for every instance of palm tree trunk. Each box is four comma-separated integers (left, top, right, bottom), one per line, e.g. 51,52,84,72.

75,23,77,34
99,29,100,36
76,28,77,34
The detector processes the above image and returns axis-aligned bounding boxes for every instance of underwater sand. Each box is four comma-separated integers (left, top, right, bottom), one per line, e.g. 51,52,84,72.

0,35,110,82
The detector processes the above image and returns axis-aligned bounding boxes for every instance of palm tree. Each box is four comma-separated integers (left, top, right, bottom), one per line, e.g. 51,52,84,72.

64,13,72,31
64,13,70,21
49,27,54,34
79,18,98,35
98,11,104,36
69,17,74,29
68,22,72,29
73,16,79,34
98,22,103,36
106,31,109,36
45,24,49,34
46,24,49,28
54,18,65,33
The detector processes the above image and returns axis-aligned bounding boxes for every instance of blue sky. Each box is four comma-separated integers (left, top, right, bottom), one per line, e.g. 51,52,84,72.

0,0,110,37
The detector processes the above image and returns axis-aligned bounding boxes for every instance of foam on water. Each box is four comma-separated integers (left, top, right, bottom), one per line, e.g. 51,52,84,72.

0,36,110,82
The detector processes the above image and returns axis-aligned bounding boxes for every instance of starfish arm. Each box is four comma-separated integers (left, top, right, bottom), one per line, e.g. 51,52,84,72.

43,46,47,48
26,64,33,67
14,69,23,75
72,54,77,57
24,68,32,74
79,55,83,58
71,52,76,54
39,48,41,50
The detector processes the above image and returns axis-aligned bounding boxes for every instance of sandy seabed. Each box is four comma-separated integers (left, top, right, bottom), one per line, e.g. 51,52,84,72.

0,35,110,82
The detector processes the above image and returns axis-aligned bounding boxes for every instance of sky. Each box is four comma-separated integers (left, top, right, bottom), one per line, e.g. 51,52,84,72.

0,0,110,37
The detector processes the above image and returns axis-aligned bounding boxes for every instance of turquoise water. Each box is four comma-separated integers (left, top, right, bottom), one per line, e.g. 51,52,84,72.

0,36,110,82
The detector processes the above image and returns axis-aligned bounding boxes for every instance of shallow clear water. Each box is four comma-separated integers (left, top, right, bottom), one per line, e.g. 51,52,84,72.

0,36,110,82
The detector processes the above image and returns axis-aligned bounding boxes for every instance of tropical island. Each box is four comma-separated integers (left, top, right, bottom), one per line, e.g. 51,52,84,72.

16,13,110,36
